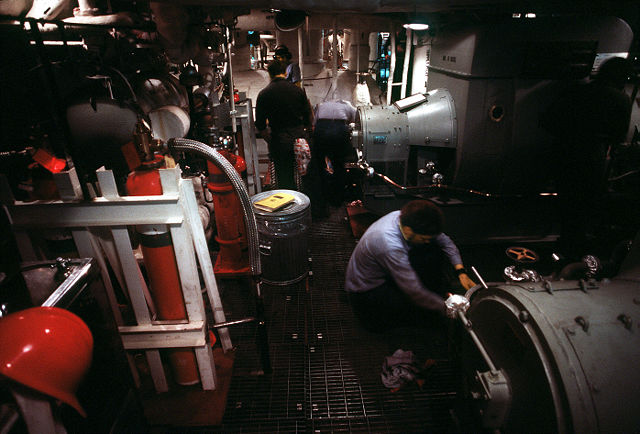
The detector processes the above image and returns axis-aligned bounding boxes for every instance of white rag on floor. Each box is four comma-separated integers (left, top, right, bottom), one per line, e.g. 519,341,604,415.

381,349,420,389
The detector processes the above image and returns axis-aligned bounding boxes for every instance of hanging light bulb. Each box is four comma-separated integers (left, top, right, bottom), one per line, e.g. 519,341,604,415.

403,18,429,31
403,5,429,31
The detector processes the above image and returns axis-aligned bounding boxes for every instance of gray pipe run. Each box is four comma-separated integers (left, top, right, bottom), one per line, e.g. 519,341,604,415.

225,26,237,135
168,138,261,277
347,162,558,200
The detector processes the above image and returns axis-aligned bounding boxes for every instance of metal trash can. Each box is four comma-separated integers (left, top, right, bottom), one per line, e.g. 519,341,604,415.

251,189,311,285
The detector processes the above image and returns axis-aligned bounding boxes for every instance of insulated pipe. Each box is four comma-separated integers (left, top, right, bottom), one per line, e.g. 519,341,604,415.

305,16,311,58
297,26,304,87
387,27,396,106
168,138,260,277
225,26,237,135
76,0,97,15
356,27,360,74
332,15,338,99
400,29,411,99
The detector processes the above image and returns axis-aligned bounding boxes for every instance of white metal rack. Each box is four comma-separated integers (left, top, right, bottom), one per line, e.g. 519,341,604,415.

2,167,231,393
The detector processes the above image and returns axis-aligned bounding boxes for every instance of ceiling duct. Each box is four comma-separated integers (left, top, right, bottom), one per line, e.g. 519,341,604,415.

274,9,307,31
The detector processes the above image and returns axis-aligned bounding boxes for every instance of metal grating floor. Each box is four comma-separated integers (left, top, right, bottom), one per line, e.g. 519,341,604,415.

213,206,468,433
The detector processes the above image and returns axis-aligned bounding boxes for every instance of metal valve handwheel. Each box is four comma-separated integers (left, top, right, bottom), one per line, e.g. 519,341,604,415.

505,246,539,264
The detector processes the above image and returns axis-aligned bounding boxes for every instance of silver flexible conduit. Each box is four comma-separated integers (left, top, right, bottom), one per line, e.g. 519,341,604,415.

168,138,261,277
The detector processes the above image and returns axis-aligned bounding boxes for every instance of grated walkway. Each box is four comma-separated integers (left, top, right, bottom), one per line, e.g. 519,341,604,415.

216,205,467,433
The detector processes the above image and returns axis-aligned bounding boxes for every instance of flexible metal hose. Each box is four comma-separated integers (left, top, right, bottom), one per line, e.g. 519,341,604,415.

168,138,261,276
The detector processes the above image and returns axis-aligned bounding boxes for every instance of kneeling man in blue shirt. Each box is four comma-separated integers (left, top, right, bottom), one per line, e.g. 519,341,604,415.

345,200,475,331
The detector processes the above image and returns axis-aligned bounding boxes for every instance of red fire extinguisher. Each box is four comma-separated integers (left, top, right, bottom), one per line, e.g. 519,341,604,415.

206,147,250,276
125,123,200,386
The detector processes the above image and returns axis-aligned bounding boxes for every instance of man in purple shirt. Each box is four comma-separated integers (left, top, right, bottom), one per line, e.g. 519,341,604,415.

313,99,357,207
345,200,475,331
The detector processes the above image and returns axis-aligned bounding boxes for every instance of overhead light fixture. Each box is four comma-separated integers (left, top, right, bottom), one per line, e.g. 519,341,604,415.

403,15,429,31
394,93,427,111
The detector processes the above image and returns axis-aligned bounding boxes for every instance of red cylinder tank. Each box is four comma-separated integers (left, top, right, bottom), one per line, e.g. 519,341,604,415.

126,156,200,386
206,149,250,276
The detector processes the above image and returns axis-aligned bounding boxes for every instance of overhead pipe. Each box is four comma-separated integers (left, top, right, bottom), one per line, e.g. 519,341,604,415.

224,26,237,135
387,26,396,105
331,14,338,99
75,0,98,15
297,25,304,87
356,26,360,74
305,15,311,57
400,28,411,99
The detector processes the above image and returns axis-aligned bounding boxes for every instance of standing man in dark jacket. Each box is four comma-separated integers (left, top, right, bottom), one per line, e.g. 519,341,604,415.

255,60,312,190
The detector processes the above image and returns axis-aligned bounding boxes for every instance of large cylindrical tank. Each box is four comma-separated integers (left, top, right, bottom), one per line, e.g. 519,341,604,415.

66,73,190,179
126,157,200,386
463,278,640,433
66,98,139,178
207,150,250,276
135,74,190,142
251,190,311,285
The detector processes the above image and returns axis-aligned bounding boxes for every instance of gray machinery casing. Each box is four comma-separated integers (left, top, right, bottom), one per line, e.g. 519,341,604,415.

356,16,634,194
355,88,457,183
462,237,640,433
464,279,640,433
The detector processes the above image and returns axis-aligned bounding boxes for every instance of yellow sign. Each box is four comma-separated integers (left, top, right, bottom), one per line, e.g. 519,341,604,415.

254,192,296,212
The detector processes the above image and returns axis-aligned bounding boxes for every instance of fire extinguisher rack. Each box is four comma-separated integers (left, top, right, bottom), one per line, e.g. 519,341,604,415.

1,167,231,393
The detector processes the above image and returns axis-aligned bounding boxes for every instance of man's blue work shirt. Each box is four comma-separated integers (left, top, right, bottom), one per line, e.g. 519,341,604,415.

345,211,462,311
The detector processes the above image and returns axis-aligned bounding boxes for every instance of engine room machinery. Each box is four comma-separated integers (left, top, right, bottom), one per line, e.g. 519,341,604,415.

352,16,636,200
455,238,640,433
1,2,639,431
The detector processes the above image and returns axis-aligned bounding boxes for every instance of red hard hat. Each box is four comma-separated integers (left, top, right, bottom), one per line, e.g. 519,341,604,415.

0,307,93,416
